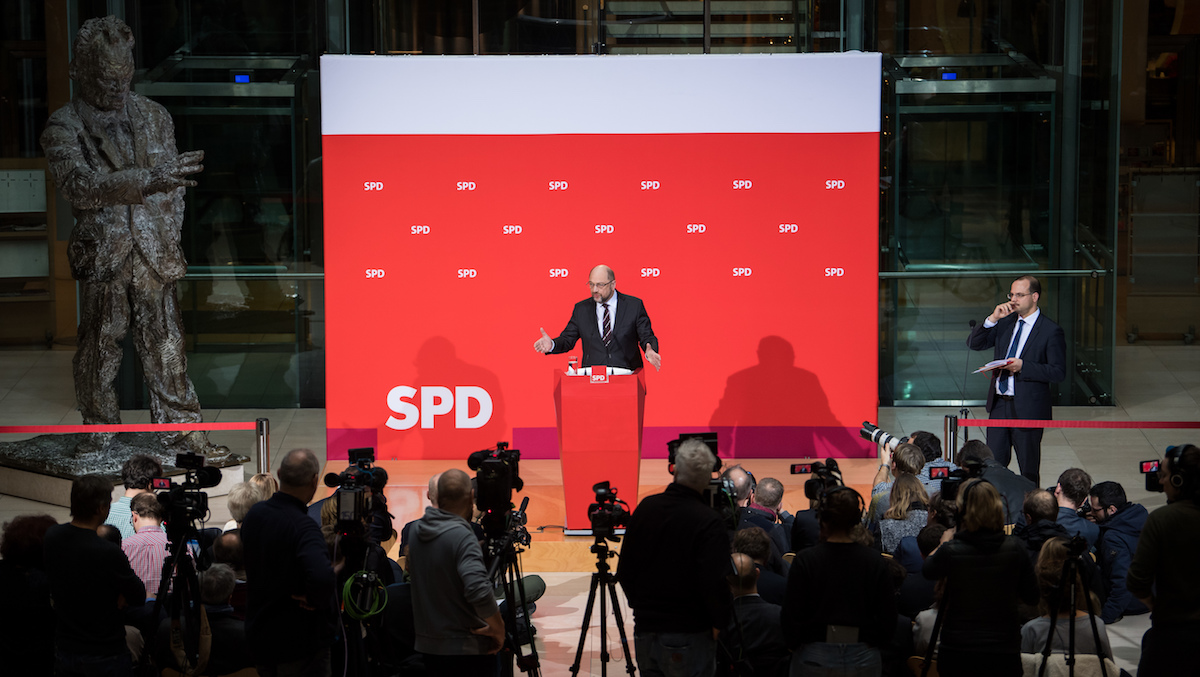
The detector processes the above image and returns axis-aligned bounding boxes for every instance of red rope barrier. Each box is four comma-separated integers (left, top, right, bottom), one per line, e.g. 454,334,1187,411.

0,422,258,434
959,419,1200,429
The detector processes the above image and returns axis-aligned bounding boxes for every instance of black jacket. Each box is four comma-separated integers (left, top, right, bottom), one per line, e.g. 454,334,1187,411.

1096,503,1149,623
617,483,732,632
922,529,1038,655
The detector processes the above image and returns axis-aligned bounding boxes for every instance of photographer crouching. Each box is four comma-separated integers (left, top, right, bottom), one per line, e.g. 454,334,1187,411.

617,438,732,677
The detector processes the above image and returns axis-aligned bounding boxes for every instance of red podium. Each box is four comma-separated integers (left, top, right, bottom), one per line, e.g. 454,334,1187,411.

554,368,646,532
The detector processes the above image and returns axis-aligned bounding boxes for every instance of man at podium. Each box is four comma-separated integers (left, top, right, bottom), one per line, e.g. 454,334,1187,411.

533,264,661,371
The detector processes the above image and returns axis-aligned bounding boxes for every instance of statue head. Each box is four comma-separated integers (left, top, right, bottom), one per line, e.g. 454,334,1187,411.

70,16,135,112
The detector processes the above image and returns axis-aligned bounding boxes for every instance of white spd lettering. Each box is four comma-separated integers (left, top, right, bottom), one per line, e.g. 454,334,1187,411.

686,224,706,233
825,268,846,277
779,224,798,233
641,268,660,277
503,225,522,235
641,181,660,190
365,269,385,278
549,268,569,277
595,224,614,234
364,181,384,191
456,181,476,191
458,269,477,278
733,267,753,277
733,180,753,190
548,181,569,190
411,225,430,235
386,386,493,430
825,180,846,189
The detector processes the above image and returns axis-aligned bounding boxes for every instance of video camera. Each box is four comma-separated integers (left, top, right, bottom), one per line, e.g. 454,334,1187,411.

860,421,903,452
323,447,376,536
790,459,844,500
1140,445,1187,493
587,481,631,542
154,451,222,532
938,459,985,501
468,442,524,539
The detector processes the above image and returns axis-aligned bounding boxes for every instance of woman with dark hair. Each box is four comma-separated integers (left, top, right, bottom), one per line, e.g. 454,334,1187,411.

782,487,896,676
922,479,1038,676
1020,536,1113,658
0,513,59,676
879,474,929,555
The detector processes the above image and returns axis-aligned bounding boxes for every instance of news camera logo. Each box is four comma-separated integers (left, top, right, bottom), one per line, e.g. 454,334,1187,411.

386,386,493,430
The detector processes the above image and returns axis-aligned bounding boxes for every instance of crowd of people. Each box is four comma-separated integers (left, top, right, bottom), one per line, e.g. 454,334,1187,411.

1,437,1198,677
617,436,1200,677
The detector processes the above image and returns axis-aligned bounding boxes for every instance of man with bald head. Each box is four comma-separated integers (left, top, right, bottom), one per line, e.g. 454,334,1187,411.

534,264,661,371
407,468,505,674
242,449,337,677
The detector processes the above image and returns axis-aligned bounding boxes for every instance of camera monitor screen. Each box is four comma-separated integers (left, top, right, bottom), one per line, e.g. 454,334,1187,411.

321,54,881,461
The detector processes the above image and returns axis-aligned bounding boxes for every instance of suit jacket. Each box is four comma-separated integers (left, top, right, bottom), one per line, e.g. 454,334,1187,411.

549,291,658,369
41,94,188,282
967,312,1066,419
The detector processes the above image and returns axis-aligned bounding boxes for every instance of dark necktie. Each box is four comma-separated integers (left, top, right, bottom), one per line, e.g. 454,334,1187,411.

601,302,612,347
998,319,1024,393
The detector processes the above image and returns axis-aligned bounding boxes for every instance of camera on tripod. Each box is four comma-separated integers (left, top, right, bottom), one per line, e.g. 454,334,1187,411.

154,451,222,532
468,442,525,540
323,447,376,536
587,481,631,542
860,421,903,451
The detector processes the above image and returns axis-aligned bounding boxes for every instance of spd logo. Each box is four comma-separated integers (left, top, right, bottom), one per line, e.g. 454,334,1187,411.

385,386,493,430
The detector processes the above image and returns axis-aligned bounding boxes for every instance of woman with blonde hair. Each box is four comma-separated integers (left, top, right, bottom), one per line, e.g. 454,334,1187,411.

922,478,1038,676
879,474,929,554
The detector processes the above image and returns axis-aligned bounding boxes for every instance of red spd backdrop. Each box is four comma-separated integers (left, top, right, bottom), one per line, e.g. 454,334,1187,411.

321,54,881,462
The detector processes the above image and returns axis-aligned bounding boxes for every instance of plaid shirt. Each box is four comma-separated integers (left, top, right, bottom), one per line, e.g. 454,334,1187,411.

122,525,169,598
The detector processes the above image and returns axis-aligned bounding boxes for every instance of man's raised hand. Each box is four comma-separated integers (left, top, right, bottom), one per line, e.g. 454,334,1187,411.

533,328,554,354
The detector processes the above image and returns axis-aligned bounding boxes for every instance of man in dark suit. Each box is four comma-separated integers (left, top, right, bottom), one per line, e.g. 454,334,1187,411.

967,275,1066,485
718,553,788,677
533,264,661,371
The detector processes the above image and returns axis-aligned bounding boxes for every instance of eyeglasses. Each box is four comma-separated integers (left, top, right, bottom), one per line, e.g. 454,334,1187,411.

1007,292,1034,300
587,281,613,289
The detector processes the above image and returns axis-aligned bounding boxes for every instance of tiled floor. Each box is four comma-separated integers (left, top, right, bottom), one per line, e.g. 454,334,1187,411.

3,343,1198,675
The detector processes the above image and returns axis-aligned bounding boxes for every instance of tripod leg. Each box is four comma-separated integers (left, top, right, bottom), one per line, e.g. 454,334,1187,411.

569,573,603,676
603,574,637,676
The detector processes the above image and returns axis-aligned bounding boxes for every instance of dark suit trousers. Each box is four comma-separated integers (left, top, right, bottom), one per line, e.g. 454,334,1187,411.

987,396,1044,486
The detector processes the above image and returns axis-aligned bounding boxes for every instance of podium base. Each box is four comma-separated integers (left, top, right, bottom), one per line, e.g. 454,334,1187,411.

562,527,627,537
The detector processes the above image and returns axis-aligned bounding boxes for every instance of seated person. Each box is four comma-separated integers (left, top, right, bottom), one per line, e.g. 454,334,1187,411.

0,514,57,676
1020,537,1112,660
869,443,926,525
878,474,929,555
155,563,253,675
718,553,788,677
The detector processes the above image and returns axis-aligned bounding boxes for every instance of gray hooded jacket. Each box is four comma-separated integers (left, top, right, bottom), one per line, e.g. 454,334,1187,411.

408,506,499,655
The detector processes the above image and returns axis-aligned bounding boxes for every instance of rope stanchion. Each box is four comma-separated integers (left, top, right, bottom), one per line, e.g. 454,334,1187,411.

958,419,1200,430
0,422,258,434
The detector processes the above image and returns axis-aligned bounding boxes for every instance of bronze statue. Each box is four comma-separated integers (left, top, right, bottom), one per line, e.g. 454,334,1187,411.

41,16,230,461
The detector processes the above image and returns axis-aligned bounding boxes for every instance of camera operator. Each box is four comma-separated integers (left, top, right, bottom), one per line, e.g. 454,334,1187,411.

617,438,732,677
955,440,1035,525
407,468,505,675
781,486,896,674
44,474,146,677
790,461,844,554
1127,443,1200,676
242,448,338,677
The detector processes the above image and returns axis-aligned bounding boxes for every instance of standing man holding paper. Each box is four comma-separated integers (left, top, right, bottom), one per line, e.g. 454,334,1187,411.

533,264,661,371
967,275,1066,485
